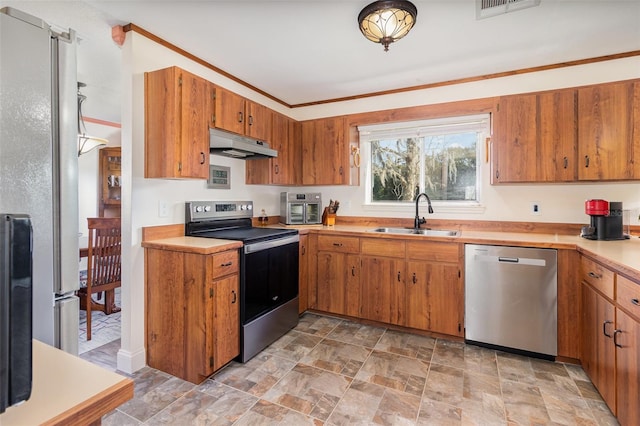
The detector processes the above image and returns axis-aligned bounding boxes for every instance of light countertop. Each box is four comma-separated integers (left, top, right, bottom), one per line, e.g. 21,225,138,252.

0,340,133,426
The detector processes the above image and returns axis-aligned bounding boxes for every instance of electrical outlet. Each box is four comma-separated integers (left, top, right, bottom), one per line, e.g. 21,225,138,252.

158,200,169,218
530,202,541,215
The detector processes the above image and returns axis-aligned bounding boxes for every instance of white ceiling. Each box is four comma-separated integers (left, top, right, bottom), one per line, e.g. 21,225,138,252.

2,1,640,123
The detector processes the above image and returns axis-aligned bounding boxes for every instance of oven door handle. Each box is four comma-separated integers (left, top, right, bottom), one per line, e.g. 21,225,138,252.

244,234,300,254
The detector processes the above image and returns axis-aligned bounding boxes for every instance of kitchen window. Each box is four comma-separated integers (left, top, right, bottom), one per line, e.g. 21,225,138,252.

359,114,489,211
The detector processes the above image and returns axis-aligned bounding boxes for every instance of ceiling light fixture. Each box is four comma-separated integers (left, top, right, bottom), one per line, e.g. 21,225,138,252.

358,0,418,52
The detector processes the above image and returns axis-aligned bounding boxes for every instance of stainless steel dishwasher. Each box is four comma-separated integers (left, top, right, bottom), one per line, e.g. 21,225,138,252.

465,244,558,359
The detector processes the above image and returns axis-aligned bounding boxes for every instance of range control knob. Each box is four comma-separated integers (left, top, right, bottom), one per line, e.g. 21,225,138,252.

247,204,253,210
204,205,211,212
195,205,203,212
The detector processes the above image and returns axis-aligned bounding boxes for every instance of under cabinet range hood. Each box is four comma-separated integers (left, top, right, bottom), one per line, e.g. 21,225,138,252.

209,128,277,159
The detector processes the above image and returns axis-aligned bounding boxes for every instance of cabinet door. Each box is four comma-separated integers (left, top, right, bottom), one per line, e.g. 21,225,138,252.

538,90,577,182
581,283,616,412
426,263,463,336
578,81,640,180
271,112,292,184
144,67,209,179
246,100,271,141
213,274,240,371
360,256,403,323
214,86,246,135
145,249,186,377
404,262,429,330
615,308,640,426
316,251,347,314
492,94,538,183
301,117,348,185
179,71,210,179
344,254,361,318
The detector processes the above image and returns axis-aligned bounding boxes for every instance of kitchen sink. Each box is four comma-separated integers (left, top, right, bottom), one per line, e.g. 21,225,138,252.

368,227,459,237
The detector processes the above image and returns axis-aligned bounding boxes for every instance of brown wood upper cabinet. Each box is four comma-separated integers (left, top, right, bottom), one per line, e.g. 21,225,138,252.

246,112,300,185
578,80,640,181
492,78,640,183
144,66,212,179
213,86,272,142
492,90,577,183
301,116,355,185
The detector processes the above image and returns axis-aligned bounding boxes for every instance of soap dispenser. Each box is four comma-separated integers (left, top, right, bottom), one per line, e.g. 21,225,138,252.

258,209,268,226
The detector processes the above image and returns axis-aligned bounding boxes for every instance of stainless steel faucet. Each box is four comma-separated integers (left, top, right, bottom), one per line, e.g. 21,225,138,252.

414,191,434,230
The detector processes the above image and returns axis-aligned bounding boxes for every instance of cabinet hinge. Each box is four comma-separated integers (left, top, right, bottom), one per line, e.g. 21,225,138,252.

458,323,462,333
210,288,214,298
212,114,216,123
496,103,500,112
178,162,182,172
458,270,461,278
209,356,214,368
178,76,182,86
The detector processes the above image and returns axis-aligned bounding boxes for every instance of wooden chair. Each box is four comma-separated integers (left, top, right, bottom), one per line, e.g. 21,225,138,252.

78,217,121,340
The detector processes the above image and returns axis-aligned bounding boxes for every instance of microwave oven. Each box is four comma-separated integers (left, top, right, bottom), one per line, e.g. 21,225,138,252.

280,192,322,225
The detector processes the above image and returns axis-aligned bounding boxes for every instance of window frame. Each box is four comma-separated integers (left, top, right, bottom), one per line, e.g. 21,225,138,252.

359,113,490,214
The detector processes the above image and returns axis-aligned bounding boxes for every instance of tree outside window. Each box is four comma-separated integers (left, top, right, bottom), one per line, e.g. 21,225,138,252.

370,131,480,203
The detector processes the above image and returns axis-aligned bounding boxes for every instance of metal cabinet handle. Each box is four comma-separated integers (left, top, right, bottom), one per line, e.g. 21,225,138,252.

412,273,417,284
397,271,401,282
274,164,279,175
603,320,613,338
333,243,343,247
585,155,590,168
351,266,356,277
632,298,639,306
238,111,244,123
231,290,237,304
339,166,344,176
614,329,623,348
563,157,568,169
301,246,306,255
248,115,254,126
221,261,233,267
588,271,602,279
200,152,205,165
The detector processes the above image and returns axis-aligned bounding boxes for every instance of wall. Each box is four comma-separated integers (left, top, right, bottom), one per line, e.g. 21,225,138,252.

118,31,640,373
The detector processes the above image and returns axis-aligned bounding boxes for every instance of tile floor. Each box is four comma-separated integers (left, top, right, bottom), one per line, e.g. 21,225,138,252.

78,287,121,353
81,313,619,425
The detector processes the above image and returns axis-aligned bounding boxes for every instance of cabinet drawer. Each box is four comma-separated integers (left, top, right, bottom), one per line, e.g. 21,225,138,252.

317,235,359,253
360,238,405,258
406,241,460,263
581,256,614,300
617,275,640,320
210,250,239,279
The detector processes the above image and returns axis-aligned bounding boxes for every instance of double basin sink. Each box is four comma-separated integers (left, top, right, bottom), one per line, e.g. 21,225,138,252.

368,227,459,237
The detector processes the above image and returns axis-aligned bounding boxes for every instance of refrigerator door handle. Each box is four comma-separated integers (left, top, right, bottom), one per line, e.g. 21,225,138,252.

52,29,79,296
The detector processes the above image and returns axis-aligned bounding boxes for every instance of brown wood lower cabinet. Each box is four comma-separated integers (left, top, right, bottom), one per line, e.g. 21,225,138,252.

313,235,463,337
145,247,240,384
581,257,640,426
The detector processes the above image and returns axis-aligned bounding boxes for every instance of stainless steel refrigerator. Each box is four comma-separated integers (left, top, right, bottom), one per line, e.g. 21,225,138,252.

0,7,79,355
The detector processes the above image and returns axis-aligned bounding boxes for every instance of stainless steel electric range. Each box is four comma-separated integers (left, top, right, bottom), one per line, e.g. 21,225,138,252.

185,201,299,362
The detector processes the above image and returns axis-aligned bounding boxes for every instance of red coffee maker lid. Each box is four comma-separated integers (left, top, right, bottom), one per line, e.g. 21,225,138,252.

585,199,609,216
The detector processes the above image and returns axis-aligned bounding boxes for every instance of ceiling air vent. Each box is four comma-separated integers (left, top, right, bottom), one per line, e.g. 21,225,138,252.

476,0,541,19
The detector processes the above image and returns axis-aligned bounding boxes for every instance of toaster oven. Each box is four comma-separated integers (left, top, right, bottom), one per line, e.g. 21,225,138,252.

280,192,322,225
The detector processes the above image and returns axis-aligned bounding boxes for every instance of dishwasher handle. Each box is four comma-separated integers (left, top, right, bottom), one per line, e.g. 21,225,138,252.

498,257,519,263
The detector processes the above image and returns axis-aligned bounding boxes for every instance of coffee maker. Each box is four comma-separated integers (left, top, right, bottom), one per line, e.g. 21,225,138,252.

581,199,629,240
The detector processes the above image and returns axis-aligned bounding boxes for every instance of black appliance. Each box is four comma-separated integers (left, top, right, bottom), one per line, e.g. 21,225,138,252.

1,214,33,414
185,201,299,362
581,199,629,241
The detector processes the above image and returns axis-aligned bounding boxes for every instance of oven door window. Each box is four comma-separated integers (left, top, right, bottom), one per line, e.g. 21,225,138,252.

305,203,320,224
288,203,305,224
242,241,299,324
